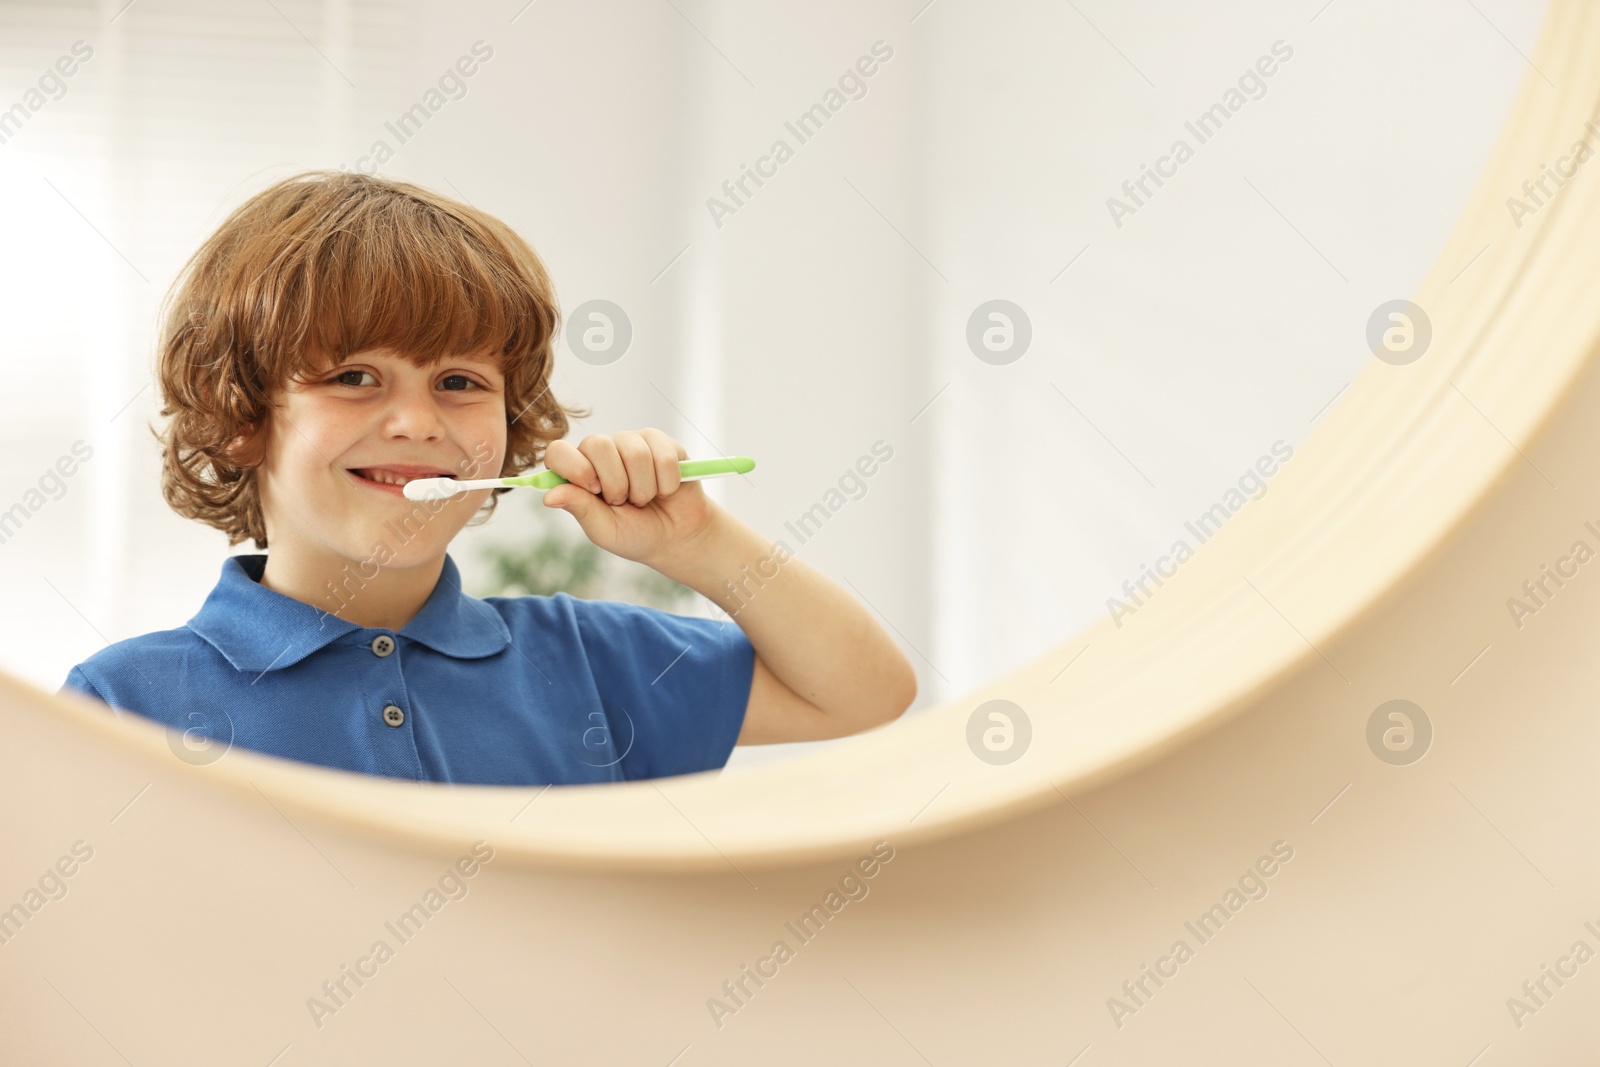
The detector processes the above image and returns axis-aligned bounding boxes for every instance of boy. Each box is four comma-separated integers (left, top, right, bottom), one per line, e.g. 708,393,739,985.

57,171,916,785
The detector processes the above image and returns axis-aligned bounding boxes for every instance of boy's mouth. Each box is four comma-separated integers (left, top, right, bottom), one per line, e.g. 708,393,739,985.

346,465,457,493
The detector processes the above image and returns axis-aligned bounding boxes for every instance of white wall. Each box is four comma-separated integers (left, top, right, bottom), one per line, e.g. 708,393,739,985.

0,0,1545,770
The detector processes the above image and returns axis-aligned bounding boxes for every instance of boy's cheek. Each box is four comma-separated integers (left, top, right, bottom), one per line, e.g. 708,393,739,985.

459,437,501,478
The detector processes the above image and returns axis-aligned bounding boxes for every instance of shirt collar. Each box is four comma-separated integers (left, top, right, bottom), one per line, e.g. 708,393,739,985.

187,552,512,674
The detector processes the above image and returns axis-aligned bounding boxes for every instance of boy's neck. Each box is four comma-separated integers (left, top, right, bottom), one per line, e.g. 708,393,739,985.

257,548,446,632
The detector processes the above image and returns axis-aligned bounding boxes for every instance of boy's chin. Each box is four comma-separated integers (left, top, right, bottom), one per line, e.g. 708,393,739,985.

333,529,452,570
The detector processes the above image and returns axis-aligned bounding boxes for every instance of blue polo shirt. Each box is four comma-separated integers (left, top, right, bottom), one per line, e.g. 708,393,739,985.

56,552,755,785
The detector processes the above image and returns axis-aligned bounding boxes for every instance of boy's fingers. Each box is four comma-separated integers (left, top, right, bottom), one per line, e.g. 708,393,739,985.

639,427,684,493
545,439,601,493
560,429,686,504
577,434,627,502
612,430,658,506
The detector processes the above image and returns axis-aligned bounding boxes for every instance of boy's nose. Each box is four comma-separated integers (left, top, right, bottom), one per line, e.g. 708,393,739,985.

382,385,447,440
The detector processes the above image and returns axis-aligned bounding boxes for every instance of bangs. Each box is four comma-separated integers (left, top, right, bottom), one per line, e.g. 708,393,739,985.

261,178,551,384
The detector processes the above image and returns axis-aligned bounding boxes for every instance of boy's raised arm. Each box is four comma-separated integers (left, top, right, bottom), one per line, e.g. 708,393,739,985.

542,428,918,744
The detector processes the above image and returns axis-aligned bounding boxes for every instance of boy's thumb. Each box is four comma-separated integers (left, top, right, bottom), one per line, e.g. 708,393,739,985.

544,486,600,530
544,485,585,513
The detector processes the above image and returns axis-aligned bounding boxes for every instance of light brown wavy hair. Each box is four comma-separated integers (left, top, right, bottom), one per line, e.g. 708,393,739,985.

152,170,586,549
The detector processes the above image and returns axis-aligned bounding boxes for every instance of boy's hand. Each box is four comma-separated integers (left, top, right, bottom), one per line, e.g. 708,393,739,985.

540,429,718,568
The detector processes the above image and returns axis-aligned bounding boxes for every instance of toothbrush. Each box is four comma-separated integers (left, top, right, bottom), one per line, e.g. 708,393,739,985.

402,456,756,501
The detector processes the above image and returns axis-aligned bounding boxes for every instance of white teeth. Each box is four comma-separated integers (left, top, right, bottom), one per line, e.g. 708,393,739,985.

363,470,411,486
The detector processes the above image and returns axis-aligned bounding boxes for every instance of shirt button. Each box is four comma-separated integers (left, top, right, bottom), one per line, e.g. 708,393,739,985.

371,634,395,657
382,704,405,728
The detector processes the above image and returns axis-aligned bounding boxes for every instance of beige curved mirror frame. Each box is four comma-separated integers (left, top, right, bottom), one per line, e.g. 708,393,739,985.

7,0,1600,1061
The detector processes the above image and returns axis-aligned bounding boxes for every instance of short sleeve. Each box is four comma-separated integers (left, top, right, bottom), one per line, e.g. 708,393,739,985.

59,665,108,706
566,596,755,781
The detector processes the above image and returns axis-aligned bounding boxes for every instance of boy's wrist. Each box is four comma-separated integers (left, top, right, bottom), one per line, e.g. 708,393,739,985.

648,503,765,594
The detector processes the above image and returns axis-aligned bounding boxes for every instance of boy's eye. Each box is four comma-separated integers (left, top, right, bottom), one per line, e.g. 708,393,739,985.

325,369,485,390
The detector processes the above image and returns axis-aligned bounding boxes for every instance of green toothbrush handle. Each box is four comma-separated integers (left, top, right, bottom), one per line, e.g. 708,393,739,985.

503,456,755,490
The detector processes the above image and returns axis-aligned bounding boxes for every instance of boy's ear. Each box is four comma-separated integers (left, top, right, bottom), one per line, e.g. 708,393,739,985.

224,423,264,470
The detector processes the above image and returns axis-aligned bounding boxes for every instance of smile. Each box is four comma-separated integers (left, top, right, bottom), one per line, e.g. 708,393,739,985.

347,468,456,496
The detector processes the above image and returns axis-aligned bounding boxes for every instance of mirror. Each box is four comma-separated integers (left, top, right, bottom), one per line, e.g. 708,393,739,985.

0,0,1542,773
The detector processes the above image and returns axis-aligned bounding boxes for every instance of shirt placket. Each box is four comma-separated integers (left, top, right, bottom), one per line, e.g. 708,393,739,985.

365,631,424,780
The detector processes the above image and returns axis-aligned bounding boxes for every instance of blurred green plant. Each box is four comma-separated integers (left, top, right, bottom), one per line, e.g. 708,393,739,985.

472,493,698,611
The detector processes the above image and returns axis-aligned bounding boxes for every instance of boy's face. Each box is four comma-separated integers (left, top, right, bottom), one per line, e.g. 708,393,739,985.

251,347,507,572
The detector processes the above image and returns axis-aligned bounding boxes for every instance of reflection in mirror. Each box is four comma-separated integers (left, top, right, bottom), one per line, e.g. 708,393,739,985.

0,1,1540,777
